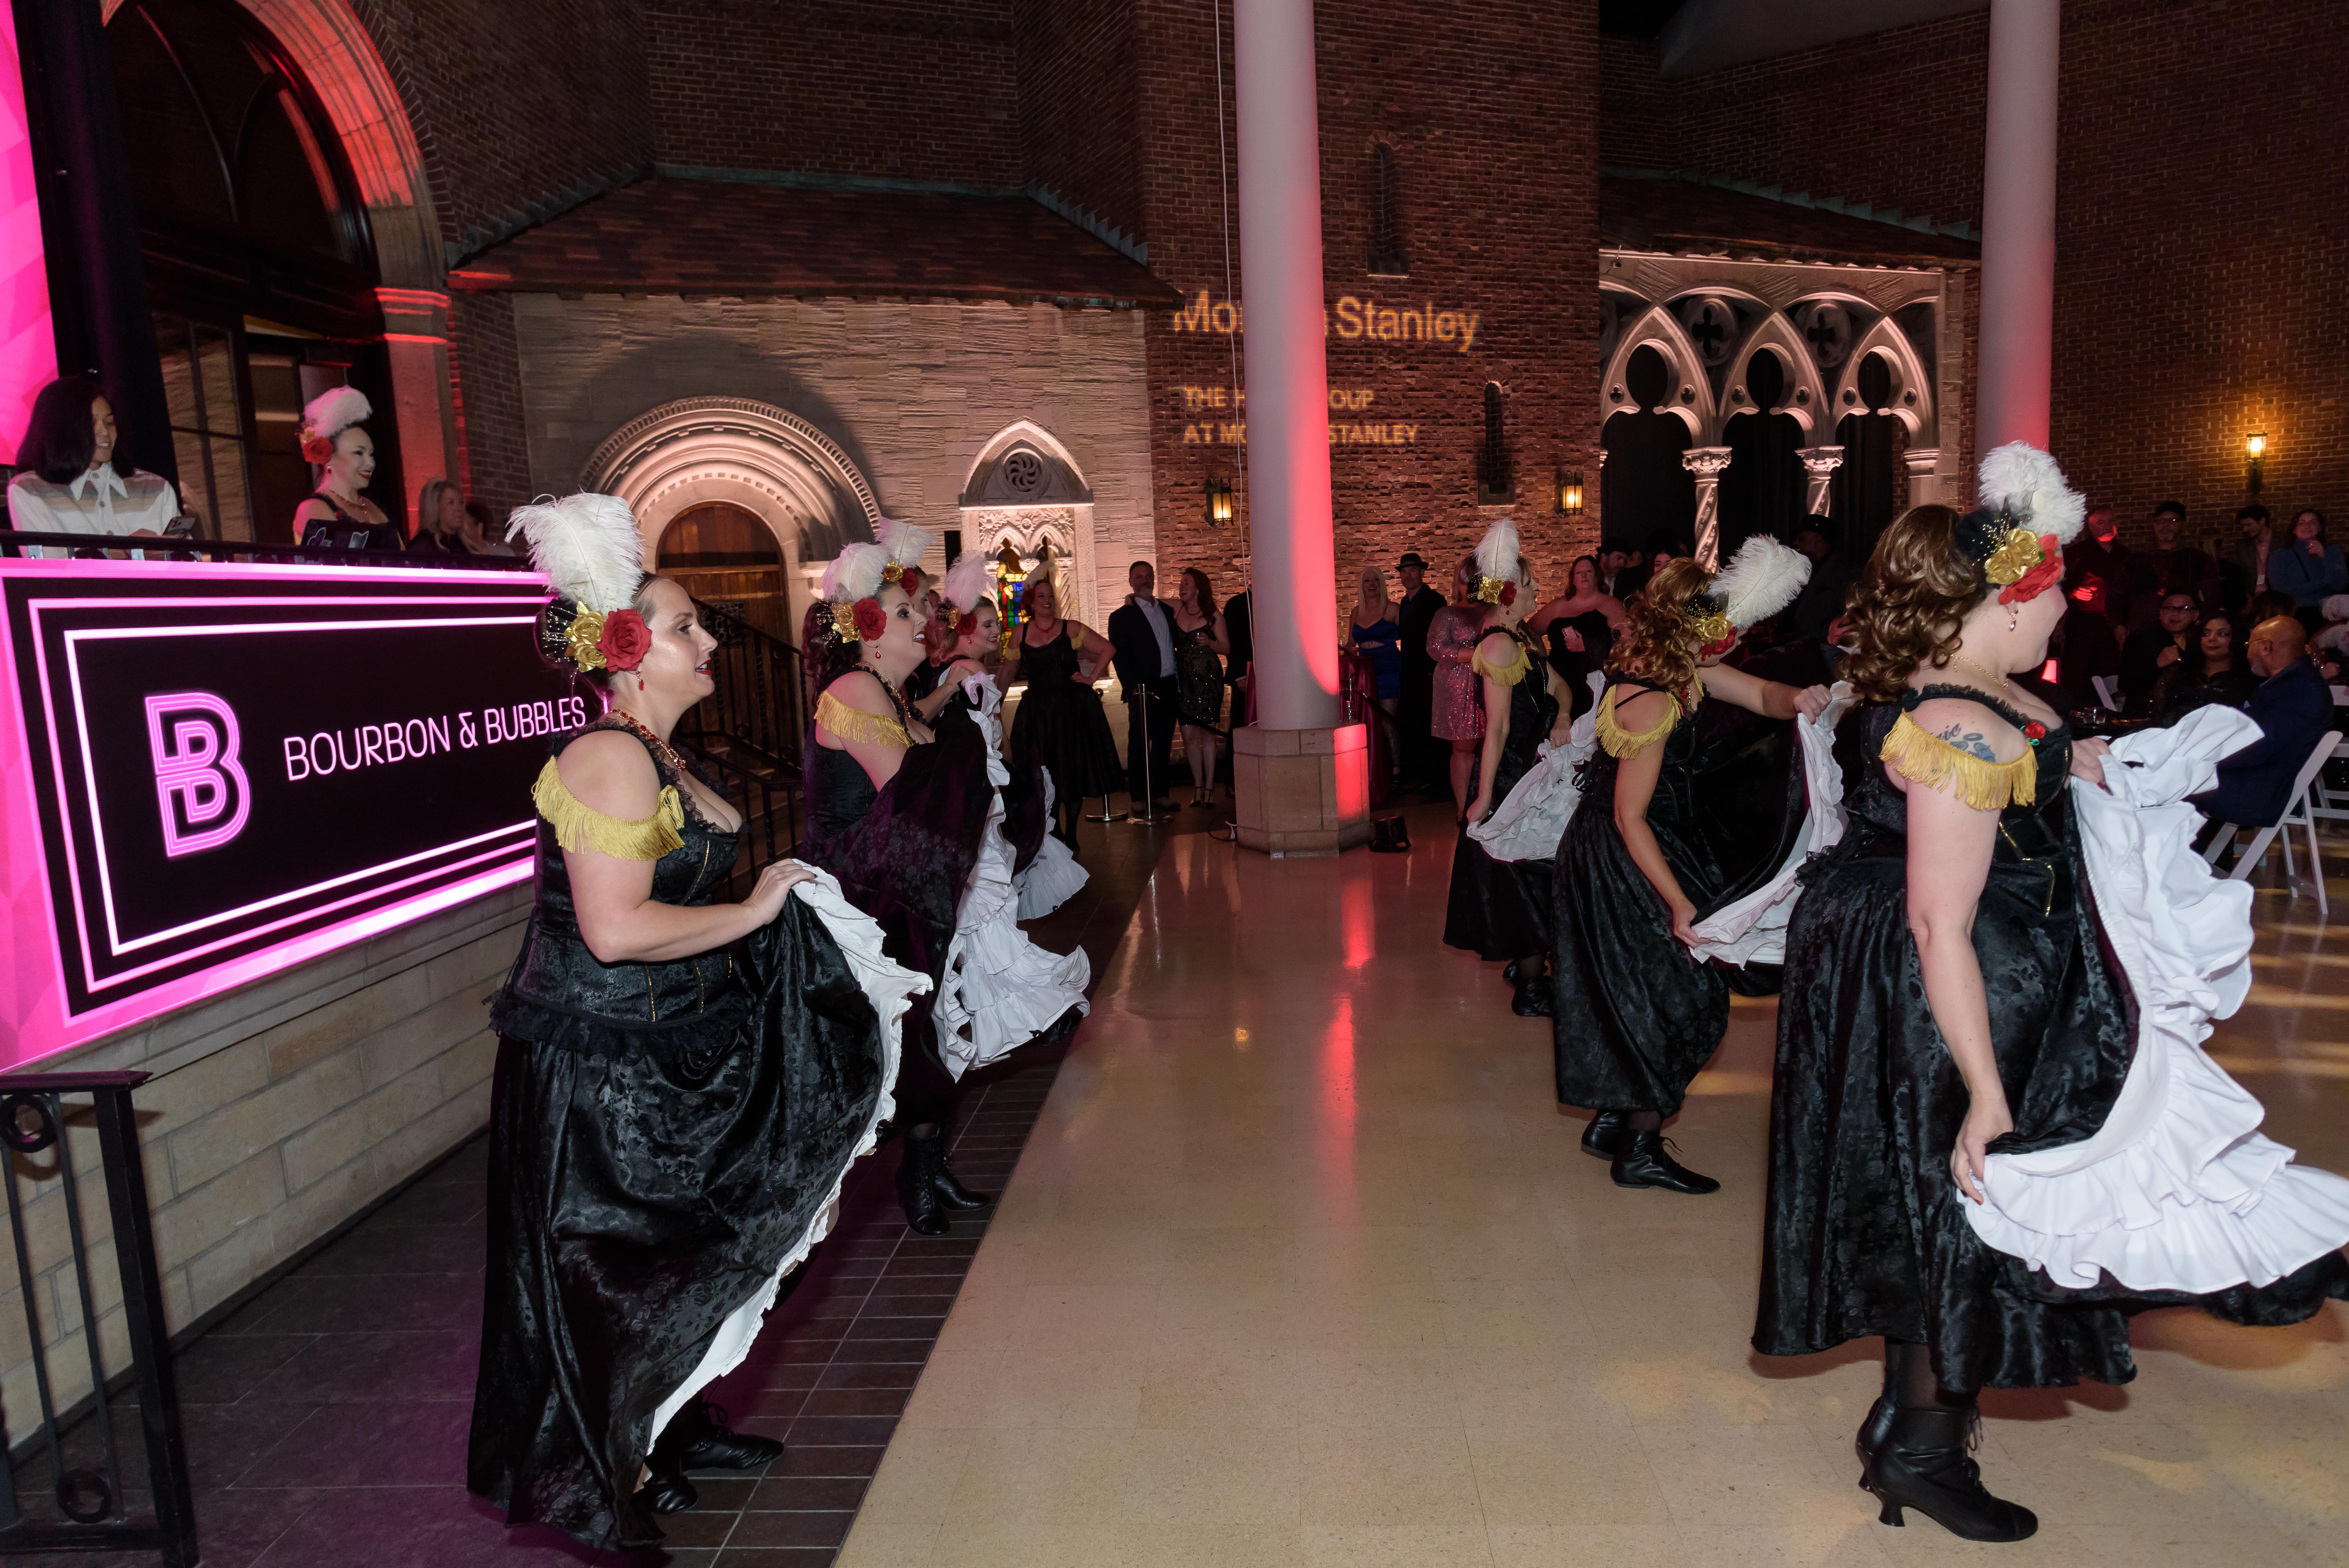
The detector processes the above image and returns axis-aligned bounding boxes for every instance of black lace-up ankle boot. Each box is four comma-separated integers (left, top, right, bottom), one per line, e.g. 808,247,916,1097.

1865,1403,2037,1542
1609,1130,1719,1194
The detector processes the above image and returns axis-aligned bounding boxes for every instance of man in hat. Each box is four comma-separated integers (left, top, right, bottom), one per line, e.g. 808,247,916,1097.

1394,549,1447,793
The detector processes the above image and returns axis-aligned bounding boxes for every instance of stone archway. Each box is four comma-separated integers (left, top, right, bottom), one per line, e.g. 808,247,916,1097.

102,0,455,520
581,396,885,644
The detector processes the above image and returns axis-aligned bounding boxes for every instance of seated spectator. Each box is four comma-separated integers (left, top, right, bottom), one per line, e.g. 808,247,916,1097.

2193,616,2334,836
2058,573,2124,707
2265,508,2348,627
463,500,517,557
2145,499,2220,613
294,387,402,552
2121,591,2201,713
6,375,178,559
2154,611,2258,720
406,477,471,553
2220,504,2271,618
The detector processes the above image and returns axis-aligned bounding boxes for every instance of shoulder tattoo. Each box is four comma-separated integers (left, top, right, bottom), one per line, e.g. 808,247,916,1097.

1934,721,2000,762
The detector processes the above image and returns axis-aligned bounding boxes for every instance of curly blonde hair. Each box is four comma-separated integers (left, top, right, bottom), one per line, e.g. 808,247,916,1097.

1838,504,1979,704
1608,558,1713,707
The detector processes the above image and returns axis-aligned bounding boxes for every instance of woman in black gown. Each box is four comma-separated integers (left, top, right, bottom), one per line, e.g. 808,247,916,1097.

1442,519,1576,1017
472,495,914,1550
1758,475,2349,1542
1551,540,1822,1195
800,534,998,1235
1005,574,1121,843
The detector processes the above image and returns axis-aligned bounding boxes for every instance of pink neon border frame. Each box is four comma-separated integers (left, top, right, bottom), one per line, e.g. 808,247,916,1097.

0,558,558,1068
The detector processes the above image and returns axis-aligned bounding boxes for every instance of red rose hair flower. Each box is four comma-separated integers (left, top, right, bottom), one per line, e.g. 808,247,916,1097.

597,607,652,671
299,432,335,464
1996,536,2063,606
957,610,980,636
852,597,887,642
1499,582,1518,609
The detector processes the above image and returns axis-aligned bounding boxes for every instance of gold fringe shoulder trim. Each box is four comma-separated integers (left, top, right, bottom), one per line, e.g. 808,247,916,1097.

1471,634,1533,688
532,758,685,861
1879,709,2037,810
1594,683,1682,759
816,689,911,750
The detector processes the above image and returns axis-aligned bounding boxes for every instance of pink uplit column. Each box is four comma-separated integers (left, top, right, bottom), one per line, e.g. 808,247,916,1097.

1976,0,2060,453
377,287,456,531
1228,0,1367,855
1235,0,1337,731
0,3,58,454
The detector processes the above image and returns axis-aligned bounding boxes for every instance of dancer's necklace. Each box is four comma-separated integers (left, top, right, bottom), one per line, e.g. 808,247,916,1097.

608,707,691,775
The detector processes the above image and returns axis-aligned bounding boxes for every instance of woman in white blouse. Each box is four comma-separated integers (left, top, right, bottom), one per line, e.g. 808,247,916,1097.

8,376,179,558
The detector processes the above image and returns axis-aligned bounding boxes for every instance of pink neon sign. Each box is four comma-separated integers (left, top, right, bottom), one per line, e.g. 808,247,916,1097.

0,558,567,1069
0,4,57,455
143,691,252,857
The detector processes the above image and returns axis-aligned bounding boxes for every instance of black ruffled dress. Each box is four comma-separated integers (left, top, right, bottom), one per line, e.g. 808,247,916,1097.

1757,689,2349,1392
1442,627,1557,962
471,722,894,1549
800,689,993,1127
1551,676,1800,1116
1008,627,1123,803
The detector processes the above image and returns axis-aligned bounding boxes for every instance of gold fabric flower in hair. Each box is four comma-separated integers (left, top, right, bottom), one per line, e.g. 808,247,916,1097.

565,606,609,672
1982,526,2046,588
1684,608,1731,645
1475,576,1503,604
831,600,863,642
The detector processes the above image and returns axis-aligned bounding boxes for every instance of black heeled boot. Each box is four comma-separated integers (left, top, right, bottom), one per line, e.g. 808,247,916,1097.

925,1137,990,1213
1865,1404,2038,1542
897,1135,951,1236
1501,959,1523,986
1609,1130,1719,1194
639,1400,783,1513
1579,1110,1629,1159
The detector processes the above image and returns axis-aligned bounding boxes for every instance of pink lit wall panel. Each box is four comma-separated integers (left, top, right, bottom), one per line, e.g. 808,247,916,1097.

0,560,572,1069
0,6,55,456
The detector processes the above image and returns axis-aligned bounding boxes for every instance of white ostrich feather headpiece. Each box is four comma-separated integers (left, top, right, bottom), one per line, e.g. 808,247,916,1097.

1977,442,2087,546
874,517,934,575
299,385,371,442
504,493,646,613
1714,535,1813,629
821,543,890,604
1473,516,1525,590
942,550,993,613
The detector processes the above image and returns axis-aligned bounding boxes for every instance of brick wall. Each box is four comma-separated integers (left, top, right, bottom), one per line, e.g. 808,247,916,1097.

1138,0,1604,622
351,0,654,251
448,292,533,514
1015,0,1143,238
0,891,524,1447
644,0,1023,185
1598,0,2347,547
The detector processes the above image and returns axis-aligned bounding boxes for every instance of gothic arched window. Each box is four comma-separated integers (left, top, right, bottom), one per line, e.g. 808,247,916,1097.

1368,143,1407,276
1476,381,1513,505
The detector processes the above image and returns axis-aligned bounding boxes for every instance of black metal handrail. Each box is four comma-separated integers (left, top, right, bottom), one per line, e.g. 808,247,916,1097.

677,597,807,884
0,1071,197,1566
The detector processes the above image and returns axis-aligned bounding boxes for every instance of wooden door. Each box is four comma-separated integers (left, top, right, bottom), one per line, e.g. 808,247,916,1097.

657,503,792,645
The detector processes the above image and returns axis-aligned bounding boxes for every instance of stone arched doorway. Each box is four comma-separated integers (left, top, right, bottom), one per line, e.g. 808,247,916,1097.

100,0,452,537
581,396,885,645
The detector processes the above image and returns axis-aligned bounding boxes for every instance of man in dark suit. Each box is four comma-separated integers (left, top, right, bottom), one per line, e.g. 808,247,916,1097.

1108,559,1180,815
1223,584,1253,729
2196,616,2335,851
1393,551,1446,791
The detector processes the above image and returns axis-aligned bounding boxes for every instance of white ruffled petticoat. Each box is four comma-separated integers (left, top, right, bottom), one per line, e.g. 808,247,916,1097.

653,868,923,1443
1468,674,1602,863
936,675,1091,1080
1966,704,2349,1292
1015,769,1088,920
1686,682,1857,968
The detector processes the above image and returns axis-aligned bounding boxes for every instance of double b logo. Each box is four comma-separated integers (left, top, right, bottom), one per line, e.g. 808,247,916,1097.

144,691,251,857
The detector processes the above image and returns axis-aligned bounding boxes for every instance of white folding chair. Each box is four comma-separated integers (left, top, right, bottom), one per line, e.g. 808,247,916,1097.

2202,729,2341,915
2309,733,2349,823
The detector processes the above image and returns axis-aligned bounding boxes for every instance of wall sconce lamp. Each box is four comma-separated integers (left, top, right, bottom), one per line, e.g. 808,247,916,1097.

1205,476,1235,526
2245,431,2267,494
1555,468,1584,516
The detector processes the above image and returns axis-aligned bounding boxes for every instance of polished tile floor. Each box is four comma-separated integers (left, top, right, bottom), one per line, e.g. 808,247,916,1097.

837,797,2349,1568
